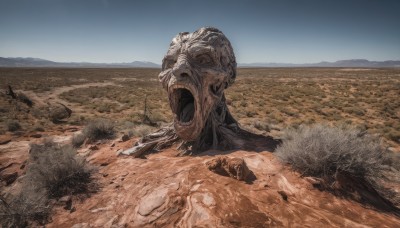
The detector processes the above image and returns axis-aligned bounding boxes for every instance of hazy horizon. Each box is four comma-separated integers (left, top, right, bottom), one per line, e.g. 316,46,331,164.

2,56,400,65
1,0,399,64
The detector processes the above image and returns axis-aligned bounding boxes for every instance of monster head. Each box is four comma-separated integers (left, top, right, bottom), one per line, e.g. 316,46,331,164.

159,27,237,141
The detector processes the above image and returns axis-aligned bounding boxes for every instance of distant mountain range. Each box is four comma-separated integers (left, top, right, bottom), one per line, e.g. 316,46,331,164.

1,57,399,68
239,59,400,68
0,57,160,68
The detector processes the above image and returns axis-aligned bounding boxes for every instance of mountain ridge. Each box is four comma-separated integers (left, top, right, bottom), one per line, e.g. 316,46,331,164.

239,59,400,68
0,57,161,68
1,57,400,68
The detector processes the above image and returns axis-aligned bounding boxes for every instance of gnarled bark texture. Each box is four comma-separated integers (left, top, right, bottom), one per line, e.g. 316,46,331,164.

122,27,256,157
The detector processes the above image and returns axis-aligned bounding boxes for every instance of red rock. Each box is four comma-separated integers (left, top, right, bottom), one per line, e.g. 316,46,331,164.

45,148,400,227
0,136,12,145
206,156,251,181
1,139,398,227
89,145,99,150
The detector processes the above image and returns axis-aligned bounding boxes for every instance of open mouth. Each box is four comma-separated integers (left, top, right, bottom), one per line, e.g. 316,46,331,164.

172,88,195,125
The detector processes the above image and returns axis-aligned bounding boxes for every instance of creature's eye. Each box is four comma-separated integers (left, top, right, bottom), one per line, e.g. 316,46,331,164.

163,59,176,69
195,54,213,65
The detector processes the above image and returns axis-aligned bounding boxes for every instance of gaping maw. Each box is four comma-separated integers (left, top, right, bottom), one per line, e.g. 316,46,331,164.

172,88,195,125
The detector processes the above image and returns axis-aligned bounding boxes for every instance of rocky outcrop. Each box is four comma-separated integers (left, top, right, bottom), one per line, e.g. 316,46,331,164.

43,138,400,227
206,156,251,181
1,136,399,227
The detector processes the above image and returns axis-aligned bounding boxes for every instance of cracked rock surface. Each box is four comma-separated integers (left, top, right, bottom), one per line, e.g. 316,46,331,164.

1,132,399,227
37,137,400,227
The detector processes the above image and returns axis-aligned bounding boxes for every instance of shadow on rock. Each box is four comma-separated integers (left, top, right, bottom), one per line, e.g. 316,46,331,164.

206,156,257,184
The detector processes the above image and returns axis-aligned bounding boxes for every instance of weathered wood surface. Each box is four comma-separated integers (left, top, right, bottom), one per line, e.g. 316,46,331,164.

123,27,257,155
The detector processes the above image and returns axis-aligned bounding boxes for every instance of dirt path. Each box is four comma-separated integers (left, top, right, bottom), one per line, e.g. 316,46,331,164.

19,82,120,108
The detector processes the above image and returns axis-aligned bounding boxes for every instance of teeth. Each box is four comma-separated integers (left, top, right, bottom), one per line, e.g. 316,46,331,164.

170,83,196,93
170,84,189,90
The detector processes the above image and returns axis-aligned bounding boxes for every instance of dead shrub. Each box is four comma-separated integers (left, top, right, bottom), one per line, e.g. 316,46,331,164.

71,133,86,148
0,107,8,113
276,124,388,178
6,120,21,132
276,124,400,212
0,188,50,227
33,125,45,132
253,120,270,132
28,141,95,198
130,124,155,137
17,92,33,107
1,140,95,227
83,119,115,142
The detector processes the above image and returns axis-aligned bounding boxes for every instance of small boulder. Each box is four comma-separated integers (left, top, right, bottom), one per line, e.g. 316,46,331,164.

48,102,72,123
206,156,250,181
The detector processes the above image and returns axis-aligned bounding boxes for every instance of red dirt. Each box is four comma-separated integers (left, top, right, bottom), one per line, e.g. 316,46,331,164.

1,134,399,227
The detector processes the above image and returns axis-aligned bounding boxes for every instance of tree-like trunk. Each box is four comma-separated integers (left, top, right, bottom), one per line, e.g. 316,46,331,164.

121,95,246,157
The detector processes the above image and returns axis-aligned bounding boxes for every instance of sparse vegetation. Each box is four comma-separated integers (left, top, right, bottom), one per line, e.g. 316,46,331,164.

276,124,388,178
6,120,21,132
0,188,50,227
1,139,95,227
0,68,399,149
17,92,33,107
71,133,86,148
0,67,399,225
82,119,116,143
28,140,95,198
129,124,156,137
276,124,400,210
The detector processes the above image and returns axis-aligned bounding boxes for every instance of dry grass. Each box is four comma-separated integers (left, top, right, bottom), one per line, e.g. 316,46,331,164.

225,68,400,149
276,124,400,211
82,119,116,143
28,140,95,198
276,124,390,177
6,120,21,132
71,133,86,148
0,67,399,222
0,67,399,150
0,188,50,227
1,139,95,227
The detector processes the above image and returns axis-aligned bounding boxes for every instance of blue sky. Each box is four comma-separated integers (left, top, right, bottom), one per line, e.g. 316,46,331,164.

0,0,399,64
